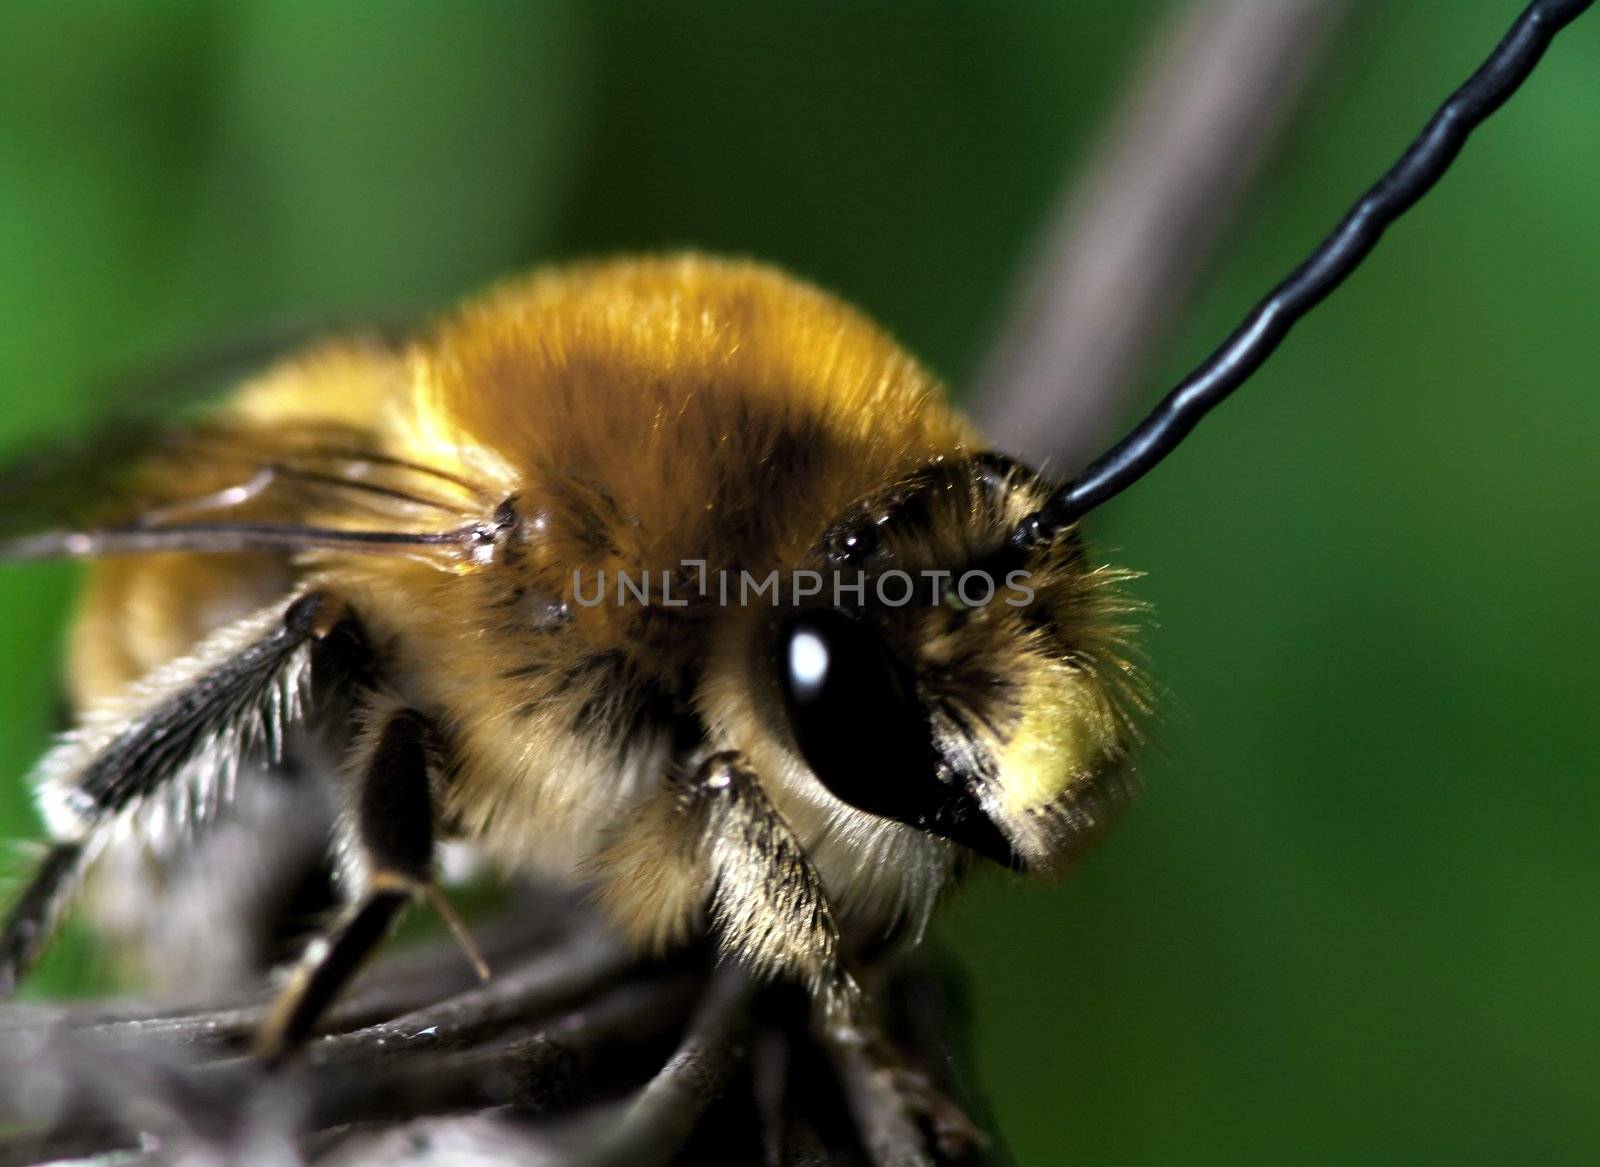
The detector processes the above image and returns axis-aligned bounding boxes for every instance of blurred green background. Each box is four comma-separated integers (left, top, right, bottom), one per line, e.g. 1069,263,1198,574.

2,2,1597,1162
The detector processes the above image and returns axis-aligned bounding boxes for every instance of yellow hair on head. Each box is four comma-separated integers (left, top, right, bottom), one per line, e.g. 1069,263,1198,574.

994,660,1123,817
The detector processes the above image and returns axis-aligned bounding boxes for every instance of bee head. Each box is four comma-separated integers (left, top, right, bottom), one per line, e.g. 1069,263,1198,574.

774,454,1144,873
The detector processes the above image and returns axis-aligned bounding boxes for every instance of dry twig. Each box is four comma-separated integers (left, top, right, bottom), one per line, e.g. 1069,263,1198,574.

0,887,997,1165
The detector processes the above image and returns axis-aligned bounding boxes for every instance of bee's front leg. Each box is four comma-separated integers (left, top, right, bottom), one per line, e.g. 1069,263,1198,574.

257,705,486,1062
683,755,987,1160
681,750,862,1023
824,1011,990,1166
598,747,860,1016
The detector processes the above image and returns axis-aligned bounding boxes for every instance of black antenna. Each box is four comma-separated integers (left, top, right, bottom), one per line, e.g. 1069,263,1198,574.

1013,0,1593,547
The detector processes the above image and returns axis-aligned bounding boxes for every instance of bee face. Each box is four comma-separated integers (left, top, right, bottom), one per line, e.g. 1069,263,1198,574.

771,455,1141,875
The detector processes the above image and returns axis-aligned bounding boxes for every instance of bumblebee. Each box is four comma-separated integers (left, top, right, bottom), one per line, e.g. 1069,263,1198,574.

0,0,1587,1095
0,255,1141,1053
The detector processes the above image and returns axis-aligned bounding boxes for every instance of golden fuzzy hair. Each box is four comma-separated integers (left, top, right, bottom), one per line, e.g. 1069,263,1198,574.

60,254,1137,982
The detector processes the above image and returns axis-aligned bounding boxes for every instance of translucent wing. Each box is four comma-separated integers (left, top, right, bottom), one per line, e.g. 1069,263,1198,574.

3,320,385,532
0,327,494,564
0,417,189,541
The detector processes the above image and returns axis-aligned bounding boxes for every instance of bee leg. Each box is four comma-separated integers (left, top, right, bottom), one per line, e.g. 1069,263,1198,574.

256,707,485,1062
686,750,862,1024
819,964,989,1162
1,590,369,998
683,757,987,1156
827,1031,989,1164
0,842,84,996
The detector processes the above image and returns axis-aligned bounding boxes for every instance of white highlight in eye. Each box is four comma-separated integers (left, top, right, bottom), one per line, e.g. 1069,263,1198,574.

788,629,830,700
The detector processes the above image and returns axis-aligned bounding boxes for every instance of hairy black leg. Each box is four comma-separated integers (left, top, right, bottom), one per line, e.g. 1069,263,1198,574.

679,750,861,1023
257,708,485,1061
0,591,370,998
0,843,83,996
72,591,368,820
680,754,982,1161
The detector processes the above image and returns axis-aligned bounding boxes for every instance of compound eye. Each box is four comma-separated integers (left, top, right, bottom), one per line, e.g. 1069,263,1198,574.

777,609,939,823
